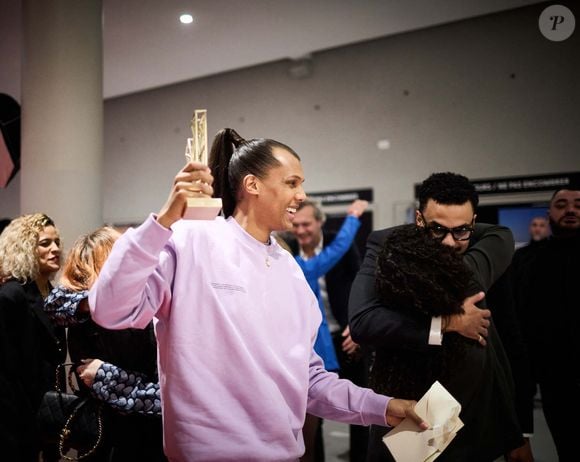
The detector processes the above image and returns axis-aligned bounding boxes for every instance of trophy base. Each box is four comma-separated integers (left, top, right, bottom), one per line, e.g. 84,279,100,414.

183,198,223,220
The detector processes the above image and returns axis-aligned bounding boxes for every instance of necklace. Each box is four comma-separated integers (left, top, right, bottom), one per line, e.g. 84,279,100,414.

265,238,274,267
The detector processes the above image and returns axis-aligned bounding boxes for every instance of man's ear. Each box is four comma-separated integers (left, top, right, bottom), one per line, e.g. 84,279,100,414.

472,213,477,225
415,209,424,227
241,174,260,196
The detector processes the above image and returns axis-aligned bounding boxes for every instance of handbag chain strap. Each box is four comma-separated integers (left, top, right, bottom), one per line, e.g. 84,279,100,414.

54,362,79,393
58,399,104,460
54,362,104,460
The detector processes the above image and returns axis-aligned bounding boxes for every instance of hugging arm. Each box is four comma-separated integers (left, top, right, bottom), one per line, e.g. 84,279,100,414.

348,229,434,351
348,227,494,348
463,223,515,291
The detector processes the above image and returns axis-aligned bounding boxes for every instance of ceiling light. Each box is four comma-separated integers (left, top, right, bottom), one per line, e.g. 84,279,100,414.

377,139,391,150
179,14,193,24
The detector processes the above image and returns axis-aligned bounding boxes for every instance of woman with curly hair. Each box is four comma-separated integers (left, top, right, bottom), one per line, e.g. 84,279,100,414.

0,213,66,461
371,224,521,461
372,225,472,400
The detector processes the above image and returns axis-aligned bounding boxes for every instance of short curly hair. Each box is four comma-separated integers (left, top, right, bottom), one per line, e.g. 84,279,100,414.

0,213,58,283
417,172,478,213
375,224,471,317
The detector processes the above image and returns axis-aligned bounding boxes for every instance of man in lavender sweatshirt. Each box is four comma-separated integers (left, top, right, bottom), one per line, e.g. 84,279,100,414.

89,128,427,461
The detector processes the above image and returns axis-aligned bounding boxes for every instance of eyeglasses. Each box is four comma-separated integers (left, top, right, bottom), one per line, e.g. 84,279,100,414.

418,212,474,242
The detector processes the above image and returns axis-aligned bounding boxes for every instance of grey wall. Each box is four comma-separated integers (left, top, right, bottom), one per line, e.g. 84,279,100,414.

2,3,579,229
101,4,579,228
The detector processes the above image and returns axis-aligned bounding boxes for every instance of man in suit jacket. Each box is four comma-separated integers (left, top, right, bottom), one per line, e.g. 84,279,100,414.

288,199,369,462
348,172,532,462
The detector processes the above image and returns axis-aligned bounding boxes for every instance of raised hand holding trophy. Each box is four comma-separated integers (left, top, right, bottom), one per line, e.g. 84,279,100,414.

183,109,222,220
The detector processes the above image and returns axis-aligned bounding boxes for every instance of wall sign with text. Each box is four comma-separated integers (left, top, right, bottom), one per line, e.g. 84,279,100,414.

307,188,373,205
415,172,579,198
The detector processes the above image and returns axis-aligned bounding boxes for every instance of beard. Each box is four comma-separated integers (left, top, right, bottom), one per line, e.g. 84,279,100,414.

549,216,580,238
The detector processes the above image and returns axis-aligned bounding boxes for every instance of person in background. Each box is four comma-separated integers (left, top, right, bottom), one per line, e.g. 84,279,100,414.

44,226,165,461
88,127,427,461
515,188,580,461
528,216,550,243
292,198,368,462
0,213,66,461
510,215,550,296
349,172,530,461
506,214,552,423
289,198,370,462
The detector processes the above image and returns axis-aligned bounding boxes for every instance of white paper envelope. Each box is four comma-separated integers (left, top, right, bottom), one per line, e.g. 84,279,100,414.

383,381,464,462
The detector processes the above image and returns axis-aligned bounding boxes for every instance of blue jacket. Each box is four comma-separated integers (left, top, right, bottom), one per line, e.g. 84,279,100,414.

295,215,361,371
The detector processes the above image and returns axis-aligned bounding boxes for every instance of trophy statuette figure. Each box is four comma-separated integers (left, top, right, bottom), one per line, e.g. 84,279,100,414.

183,109,222,220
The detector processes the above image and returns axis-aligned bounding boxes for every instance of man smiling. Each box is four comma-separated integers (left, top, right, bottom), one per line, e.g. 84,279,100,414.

349,172,530,461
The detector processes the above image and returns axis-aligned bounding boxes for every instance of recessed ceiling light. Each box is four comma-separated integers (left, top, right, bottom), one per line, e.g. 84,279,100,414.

179,14,193,24
377,139,391,150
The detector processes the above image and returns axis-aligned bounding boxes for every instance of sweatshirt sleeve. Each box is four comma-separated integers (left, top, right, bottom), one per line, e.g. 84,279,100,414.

296,215,361,280
89,214,176,329
306,348,389,427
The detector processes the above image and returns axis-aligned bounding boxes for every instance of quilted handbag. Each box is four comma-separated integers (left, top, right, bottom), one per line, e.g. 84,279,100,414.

36,363,104,460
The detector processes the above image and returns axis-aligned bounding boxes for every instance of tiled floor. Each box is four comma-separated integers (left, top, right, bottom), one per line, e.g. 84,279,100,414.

323,401,558,461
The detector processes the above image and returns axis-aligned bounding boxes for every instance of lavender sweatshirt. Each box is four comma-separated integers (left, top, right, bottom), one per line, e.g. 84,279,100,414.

89,215,390,462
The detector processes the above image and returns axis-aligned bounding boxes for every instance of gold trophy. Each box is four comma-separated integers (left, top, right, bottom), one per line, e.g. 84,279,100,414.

183,109,222,220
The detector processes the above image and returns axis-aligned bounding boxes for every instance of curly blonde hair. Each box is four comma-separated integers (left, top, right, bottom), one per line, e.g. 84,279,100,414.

60,226,120,291
0,213,58,283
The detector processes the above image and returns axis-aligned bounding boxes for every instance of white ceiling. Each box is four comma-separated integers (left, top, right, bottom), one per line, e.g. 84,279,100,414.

1,0,544,99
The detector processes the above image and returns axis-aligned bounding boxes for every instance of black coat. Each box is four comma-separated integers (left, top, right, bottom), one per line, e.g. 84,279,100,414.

0,280,66,459
518,235,580,382
486,270,536,434
67,319,158,380
349,224,523,461
516,233,580,460
65,301,164,461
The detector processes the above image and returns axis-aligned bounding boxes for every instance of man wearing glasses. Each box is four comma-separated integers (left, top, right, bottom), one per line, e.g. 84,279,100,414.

349,172,531,461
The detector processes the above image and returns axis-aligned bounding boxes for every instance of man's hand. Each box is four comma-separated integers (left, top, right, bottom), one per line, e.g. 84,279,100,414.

444,292,490,345
347,199,369,218
340,326,360,356
386,398,429,430
157,161,215,229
